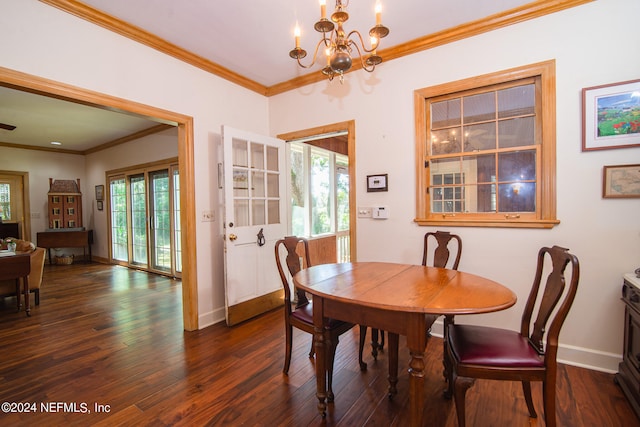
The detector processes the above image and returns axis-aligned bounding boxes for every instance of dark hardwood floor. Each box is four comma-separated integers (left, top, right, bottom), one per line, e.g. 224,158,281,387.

0,263,637,426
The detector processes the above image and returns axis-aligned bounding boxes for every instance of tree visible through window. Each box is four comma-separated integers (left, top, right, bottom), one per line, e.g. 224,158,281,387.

290,141,349,237
414,61,559,228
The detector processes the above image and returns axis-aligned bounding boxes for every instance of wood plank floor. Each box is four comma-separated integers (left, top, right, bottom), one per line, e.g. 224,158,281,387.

0,263,637,426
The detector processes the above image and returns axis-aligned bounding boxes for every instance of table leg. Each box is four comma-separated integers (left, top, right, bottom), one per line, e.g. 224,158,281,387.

23,275,30,316
312,295,327,417
387,332,399,399
406,314,438,427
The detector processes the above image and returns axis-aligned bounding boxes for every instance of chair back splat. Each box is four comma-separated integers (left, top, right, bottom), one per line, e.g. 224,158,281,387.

422,231,462,269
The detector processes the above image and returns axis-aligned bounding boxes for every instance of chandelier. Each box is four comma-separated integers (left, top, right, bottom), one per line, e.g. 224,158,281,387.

289,0,389,82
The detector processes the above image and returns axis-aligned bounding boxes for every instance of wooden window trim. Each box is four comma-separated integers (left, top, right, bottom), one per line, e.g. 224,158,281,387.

414,60,559,229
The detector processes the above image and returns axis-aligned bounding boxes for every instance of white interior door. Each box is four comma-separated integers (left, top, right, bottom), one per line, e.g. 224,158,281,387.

222,125,287,326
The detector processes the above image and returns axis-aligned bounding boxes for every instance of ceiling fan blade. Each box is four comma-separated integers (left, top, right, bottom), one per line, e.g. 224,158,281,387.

0,123,17,131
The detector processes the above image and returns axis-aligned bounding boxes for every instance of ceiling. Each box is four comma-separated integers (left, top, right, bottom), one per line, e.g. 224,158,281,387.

1,0,575,153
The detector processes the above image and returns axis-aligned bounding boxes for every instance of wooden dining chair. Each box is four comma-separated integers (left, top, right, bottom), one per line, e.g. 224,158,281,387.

275,236,365,402
444,245,580,427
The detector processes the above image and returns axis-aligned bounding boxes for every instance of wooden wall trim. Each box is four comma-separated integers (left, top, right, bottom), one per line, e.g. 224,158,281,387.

0,66,199,331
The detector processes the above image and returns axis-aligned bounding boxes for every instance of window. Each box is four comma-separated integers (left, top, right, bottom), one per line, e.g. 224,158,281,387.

107,158,182,277
414,61,559,228
290,141,349,237
0,183,11,221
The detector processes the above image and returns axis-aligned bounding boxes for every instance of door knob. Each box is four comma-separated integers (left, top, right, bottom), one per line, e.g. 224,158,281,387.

229,233,237,241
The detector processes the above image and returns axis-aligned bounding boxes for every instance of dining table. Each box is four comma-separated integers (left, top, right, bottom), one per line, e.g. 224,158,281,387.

0,251,31,316
293,261,517,427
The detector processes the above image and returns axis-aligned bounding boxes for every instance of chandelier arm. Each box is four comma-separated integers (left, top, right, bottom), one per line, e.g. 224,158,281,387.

349,40,375,73
296,37,333,69
346,30,377,53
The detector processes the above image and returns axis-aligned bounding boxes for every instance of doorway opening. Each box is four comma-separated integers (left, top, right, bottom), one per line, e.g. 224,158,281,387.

0,67,198,330
278,120,357,263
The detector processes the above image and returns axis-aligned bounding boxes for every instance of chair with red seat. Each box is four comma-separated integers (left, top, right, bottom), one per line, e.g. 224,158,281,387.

444,245,580,427
275,236,365,402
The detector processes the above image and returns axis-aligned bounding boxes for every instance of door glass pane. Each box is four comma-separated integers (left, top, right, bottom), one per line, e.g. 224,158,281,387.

234,199,249,227
173,168,182,274
130,175,147,266
110,178,128,261
266,146,278,171
233,170,249,197
232,138,248,167
251,171,265,197
268,200,280,224
267,173,279,198
252,199,265,225
251,142,264,169
150,170,170,272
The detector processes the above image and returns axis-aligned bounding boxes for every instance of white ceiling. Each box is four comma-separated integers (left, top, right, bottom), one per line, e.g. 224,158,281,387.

1,0,541,152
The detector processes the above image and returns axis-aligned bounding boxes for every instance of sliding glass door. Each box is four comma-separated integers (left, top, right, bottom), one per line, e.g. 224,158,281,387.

108,160,181,277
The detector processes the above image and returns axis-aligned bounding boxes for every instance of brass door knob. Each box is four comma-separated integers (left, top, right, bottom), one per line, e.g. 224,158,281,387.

229,233,237,241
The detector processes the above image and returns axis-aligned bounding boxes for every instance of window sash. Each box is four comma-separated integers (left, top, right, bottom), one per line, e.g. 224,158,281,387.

414,61,558,228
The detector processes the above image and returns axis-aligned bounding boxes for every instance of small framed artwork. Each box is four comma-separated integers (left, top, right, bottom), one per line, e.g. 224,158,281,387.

97,200,104,211
582,79,640,151
95,185,105,201
602,164,640,198
367,174,388,192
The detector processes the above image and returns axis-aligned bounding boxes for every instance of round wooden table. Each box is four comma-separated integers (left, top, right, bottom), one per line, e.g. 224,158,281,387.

293,262,517,427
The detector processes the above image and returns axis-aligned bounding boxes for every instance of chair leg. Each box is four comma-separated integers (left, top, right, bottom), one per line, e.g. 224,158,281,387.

283,324,293,374
309,336,315,358
371,329,385,360
542,379,557,427
453,376,475,427
442,315,454,387
521,381,538,419
358,325,367,371
35,289,40,306
326,335,339,403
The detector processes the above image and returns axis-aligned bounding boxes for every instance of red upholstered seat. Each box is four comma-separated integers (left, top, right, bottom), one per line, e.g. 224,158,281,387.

291,302,345,329
449,325,544,368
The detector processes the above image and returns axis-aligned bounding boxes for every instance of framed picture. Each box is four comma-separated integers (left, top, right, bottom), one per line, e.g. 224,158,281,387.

367,174,388,192
95,184,105,201
603,164,640,198
582,79,640,151
96,200,104,211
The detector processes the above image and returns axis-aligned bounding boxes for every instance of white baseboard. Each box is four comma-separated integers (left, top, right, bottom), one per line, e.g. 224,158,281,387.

198,307,226,329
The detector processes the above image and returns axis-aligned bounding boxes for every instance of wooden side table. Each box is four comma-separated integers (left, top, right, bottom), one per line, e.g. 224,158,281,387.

37,229,93,264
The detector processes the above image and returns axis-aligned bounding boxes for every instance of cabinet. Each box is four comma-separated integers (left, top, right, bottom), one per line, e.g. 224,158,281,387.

0,222,20,239
616,273,640,418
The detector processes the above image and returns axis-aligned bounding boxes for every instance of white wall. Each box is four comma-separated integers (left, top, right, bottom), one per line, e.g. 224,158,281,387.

0,146,85,242
269,0,640,372
2,0,271,327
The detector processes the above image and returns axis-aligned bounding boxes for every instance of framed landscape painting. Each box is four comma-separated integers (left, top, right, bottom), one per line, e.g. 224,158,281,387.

582,79,640,151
